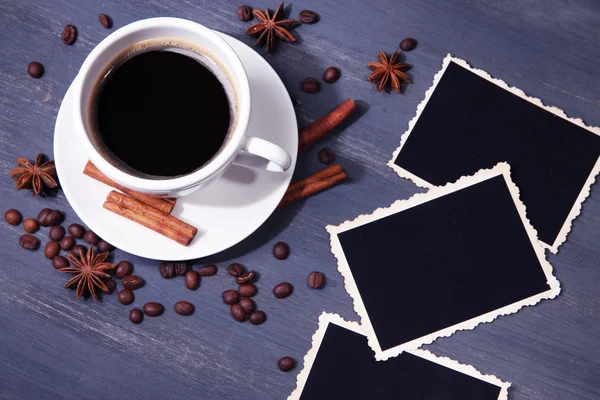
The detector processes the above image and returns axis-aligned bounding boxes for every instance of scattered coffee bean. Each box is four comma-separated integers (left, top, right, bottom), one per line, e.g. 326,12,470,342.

400,37,417,51
301,77,320,93
96,240,113,253
239,298,255,314
61,24,77,45
185,270,200,290
273,241,290,260
103,279,116,294
231,304,246,322
60,236,75,251
318,148,335,164
236,271,255,284
118,289,134,305
130,308,143,324
250,310,266,325
46,210,64,226
19,234,39,250
143,302,164,317
23,218,39,233
71,244,86,257
37,208,52,226
4,209,22,225
115,261,133,278
159,261,175,279
278,356,295,372
49,225,65,241
227,263,244,277
238,284,257,297
298,10,319,23
323,66,341,83
83,230,100,245
308,271,324,289
122,275,144,290
45,241,60,259
197,264,217,276
27,61,44,78
68,223,85,238
174,301,195,316
273,282,293,298
222,290,240,305
237,5,252,21
174,262,188,276
52,255,69,269
98,13,112,29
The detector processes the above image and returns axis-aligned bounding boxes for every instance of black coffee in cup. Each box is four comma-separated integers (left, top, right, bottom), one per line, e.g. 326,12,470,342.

89,39,235,178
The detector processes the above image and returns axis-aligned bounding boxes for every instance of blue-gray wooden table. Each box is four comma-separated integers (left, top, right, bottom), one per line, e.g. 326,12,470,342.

1,1,599,399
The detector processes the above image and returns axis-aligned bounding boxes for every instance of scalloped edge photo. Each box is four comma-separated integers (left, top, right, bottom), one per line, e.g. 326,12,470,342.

288,312,511,400
387,54,600,254
327,163,560,361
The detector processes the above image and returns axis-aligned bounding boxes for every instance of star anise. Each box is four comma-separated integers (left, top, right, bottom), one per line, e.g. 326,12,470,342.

60,246,116,300
367,51,411,93
8,153,58,195
245,2,298,53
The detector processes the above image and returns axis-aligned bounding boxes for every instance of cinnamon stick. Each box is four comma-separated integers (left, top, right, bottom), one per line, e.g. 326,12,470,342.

298,99,356,153
84,161,176,214
278,171,347,208
106,191,197,239
285,164,343,195
103,202,194,246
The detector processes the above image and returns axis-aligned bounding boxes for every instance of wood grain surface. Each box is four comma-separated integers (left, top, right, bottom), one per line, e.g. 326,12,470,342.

1,0,599,399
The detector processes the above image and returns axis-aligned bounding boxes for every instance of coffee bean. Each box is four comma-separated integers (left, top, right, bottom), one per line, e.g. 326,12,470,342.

273,282,293,298
71,244,87,257
68,223,85,238
185,270,200,290
174,301,195,316
4,209,22,225
238,284,256,297
61,24,77,45
122,275,143,290
399,37,417,51
197,264,217,276
323,66,341,83
318,148,335,164
37,208,52,226
278,356,295,372
301,77,320,93
115,261,133,278
239,298,255,314
19,234,39,250
96,240,113,253
273,241,290,260
308,271,324,289
250,310,266,325
130,308,143,324
23,218,39,233
49,225,65,241
174,262,188,276
83,230,100,245
236,271,255,284
298,10,319,23
27,61,44,78
227,263,244,277
143,302,164,317
237,5,253,21
230,304,246,322
103,279,116,294
98,13,112,29
46,210,64,226
60,236,75,251
118,289,134,305
52,255,69,269
222,290,240,305
45,241,60,259
159,261,175,279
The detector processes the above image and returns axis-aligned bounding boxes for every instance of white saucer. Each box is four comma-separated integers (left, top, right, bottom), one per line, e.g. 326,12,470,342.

54,33,297,260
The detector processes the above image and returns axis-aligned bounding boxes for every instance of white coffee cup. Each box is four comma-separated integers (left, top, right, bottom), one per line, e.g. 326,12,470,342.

72,17,292,197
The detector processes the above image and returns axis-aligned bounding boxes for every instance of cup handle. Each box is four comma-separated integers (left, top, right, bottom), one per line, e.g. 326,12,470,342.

241,136,292,171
